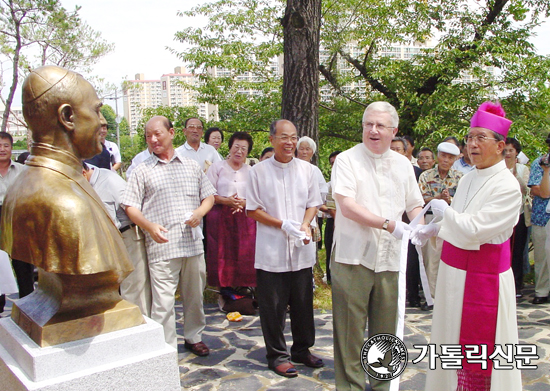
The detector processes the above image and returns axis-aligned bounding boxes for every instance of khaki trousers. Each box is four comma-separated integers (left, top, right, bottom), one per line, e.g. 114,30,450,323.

535,224,550,296
421,214,443,299
149,254,206,349
120,226,151,317
332,262,398,391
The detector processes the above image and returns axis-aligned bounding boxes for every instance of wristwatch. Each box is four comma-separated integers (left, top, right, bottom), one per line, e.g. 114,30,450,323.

382,219,390,231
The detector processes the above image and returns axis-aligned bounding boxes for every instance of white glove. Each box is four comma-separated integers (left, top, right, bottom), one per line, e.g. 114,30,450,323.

410,223,440,246
281,219,306,240
183,212,204,240
429,199,449,218
390,221,411,240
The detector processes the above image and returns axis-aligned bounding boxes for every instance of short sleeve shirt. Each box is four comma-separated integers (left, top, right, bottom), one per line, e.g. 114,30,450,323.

207,160,250,198
175,142,222,171
331,144,424,272
0,161,25,205
121,151,216,262
528,156,550,227
246,157,322,272
418,166,463,203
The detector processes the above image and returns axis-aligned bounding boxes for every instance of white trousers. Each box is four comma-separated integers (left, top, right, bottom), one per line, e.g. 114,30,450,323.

149,254,206,349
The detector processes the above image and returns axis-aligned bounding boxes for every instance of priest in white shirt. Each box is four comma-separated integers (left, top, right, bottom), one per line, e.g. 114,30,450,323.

246,119,323,378
175,117,222,171
412,101,522,391
331,101,424,391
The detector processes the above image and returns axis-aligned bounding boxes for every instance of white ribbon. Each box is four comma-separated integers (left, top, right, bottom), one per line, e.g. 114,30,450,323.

390,203,431,391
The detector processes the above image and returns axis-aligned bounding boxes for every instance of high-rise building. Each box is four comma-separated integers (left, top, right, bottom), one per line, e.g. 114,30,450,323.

123,67,218,133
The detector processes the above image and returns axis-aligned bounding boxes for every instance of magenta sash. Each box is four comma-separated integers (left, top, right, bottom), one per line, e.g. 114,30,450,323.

441,240,511,390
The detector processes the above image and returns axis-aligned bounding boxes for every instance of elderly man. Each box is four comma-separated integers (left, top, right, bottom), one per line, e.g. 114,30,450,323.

246,119,323,378
1,66,141,346
122,116,215,354
418,141,462,308
331,101,424,391
417,147,436,171
175,117,222,171
413,102,522,390
82,163,151,316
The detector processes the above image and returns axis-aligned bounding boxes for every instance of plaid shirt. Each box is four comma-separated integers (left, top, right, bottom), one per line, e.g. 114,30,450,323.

122,151,215,262
418,165,463,203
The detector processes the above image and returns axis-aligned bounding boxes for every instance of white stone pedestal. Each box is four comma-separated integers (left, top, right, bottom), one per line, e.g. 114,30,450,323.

0,316,180,390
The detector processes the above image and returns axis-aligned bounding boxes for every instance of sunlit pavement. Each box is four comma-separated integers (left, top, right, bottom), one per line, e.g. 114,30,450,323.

1,285,549,390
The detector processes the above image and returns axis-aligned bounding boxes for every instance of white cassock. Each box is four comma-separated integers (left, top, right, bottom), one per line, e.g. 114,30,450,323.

425,160,523,391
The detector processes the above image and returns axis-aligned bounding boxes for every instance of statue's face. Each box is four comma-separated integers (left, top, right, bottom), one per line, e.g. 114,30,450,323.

70,79,103,159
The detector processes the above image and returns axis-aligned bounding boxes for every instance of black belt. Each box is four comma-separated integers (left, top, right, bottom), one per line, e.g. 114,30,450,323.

120,223,136,233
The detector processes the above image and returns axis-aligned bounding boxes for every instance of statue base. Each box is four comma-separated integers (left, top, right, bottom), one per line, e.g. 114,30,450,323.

11,269,145,347
0,316,180,391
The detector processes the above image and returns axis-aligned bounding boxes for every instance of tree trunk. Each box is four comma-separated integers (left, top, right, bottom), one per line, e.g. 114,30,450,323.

281,0,321,164
1,6,22,133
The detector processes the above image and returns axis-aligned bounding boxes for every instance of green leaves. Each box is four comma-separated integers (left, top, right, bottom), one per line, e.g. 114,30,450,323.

171,0,550,161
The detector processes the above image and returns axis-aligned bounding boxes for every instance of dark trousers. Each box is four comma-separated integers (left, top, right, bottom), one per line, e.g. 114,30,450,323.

317,218,324,249
511,213,528,292
12,259,34,298
0,205,34,311
406,241,421,303
256,267,315,368
324,218,335,283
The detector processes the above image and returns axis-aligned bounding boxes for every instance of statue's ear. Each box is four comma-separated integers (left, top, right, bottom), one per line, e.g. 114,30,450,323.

58,104,74,132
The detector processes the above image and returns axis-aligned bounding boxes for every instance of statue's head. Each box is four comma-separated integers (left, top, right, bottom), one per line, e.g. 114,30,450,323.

22,66,103,159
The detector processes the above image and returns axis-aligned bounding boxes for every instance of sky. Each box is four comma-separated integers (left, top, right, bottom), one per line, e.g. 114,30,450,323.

2,0,550,112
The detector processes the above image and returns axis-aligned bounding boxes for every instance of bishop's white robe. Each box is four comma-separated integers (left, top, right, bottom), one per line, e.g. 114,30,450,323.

425,160,523,391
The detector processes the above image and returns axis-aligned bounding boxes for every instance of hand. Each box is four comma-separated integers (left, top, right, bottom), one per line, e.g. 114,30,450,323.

281,219,306,239
440,189,451,204
390,220,411,240
300,222,312,245
146,223,169,243
227,193,245,213
429,199,449,217
184,211,201,228
410,223,440,246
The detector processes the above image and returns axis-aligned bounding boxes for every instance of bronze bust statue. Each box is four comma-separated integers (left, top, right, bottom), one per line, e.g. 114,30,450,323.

0,66,143,347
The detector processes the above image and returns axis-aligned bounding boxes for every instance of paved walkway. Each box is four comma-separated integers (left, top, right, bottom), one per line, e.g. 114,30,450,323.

2,286,550,390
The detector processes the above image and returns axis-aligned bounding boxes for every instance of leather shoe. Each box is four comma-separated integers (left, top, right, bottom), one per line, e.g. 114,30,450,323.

184,341,210,356
270,362,298,378
532,296,548,305
407,300,421,308
421,302,433,311
291,354,324,368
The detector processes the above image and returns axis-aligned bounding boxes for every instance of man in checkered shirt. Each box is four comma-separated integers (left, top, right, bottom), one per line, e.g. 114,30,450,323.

122,116,215,356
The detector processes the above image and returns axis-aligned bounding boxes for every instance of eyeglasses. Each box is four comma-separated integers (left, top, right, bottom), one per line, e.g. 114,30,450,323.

231,145,248,153
464,135,499,144
362,122,395,132
273,136,298,142
187,125,203,130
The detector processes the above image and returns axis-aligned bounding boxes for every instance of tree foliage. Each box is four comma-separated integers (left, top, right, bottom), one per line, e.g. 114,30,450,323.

174,0,550,161
0,0,113,132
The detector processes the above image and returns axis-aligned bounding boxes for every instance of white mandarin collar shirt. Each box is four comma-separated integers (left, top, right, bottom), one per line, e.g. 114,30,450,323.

246,157,322,273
